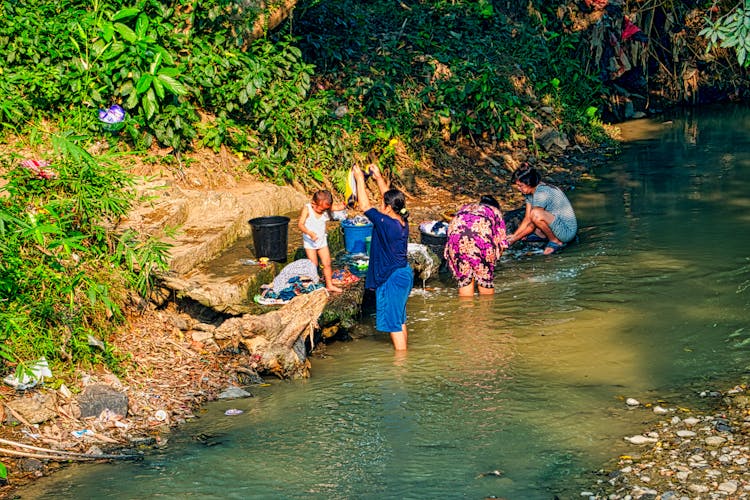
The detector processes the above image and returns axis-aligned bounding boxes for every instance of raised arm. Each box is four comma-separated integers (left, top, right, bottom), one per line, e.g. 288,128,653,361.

369,163,389,196
352,165,372,212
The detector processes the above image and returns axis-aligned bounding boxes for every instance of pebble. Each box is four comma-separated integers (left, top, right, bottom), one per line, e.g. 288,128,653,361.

625,435,658,445
653,405,669,414
586,387,750,498
675,430,696,438
626,398,640,407
705,436,726,447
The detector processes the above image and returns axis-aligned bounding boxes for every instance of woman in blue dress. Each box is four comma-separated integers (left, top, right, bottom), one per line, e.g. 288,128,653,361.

352,164,412,351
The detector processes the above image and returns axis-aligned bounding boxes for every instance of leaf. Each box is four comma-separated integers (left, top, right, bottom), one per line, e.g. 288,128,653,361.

135,74,153,94
143,88,157,120
0,462,6,480
100,22,115,43
114,23,136,44
112,7,140,21
102,41,125,60
157,74,187,96
152,76,165,99
135,14,149,39
155,46,175,67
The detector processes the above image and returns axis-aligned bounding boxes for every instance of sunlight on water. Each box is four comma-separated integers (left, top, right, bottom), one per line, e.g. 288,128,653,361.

17,105,750,499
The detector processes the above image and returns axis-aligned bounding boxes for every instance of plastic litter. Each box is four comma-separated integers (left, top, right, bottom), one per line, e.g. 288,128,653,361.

3,356,53,390
154,410,168,421
224,409,244,416
71,429,95,439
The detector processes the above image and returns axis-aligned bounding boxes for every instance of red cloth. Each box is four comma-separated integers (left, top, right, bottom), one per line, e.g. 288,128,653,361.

622,18,642,41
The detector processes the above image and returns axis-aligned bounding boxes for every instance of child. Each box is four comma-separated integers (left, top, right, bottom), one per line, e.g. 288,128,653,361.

298,190,346,293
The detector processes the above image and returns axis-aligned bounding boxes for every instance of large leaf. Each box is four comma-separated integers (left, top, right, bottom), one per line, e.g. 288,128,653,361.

112,8,140,22
157,74,187,96
135,14,150,39
143,88,157,119
135,74,153,94
114,23,136,44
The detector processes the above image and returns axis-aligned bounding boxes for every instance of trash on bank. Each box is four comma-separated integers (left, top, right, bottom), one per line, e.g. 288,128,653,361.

3,356,53,391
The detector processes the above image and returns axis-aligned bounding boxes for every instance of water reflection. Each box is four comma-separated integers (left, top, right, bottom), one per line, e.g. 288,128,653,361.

16,104,750,499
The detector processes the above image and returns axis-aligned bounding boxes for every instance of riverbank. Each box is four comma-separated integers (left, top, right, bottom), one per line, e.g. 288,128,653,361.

4,122,743,498
584,385,750,498
0,134,614,496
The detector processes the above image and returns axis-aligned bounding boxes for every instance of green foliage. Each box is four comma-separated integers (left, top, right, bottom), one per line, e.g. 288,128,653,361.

699,2,750,67
0,138,170,369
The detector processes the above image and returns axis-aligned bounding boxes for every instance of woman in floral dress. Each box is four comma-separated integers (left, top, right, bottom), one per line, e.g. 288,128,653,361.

444,195,508,297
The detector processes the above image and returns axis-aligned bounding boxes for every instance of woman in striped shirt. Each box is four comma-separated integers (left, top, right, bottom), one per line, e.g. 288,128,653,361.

507,164,578,255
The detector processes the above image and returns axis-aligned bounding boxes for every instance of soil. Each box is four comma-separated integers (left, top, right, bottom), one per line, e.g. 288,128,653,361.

0,137,613,497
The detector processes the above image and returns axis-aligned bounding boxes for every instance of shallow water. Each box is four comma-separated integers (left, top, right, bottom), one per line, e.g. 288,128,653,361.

17,104,750,499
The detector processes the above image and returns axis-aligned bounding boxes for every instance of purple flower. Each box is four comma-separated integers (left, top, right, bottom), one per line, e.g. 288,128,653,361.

98,104,126,124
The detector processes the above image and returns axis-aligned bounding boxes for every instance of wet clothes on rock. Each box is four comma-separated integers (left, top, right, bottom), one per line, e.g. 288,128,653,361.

364,207,412,332
524,183,578,243
444,203,508,289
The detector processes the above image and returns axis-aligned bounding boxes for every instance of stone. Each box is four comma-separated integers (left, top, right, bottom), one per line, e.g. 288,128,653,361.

218,386,253,399
676,430,697,438
192,330,214,343
77,384,129,418
718,480,739,494
625,435,658,445
16,458,44,472
5,392,57,424
705,436,727,447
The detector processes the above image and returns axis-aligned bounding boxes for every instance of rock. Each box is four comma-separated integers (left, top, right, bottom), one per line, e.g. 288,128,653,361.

676,430,697,438
705,436,726,447
626,398,640,406
16,458,44,472
191,330,214,343
718,480,738,494
625,435,658,445
218,386,253,399
5,392,58,424
683,417,700,426
77,384,129,418
687,483,709,493
653,405,669,414
537,127,570,152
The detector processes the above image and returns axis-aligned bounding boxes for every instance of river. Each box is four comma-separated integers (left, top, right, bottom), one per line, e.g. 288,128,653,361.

16,104,750,499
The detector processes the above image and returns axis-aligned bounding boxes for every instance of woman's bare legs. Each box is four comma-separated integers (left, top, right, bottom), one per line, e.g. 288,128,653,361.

390,324,408,350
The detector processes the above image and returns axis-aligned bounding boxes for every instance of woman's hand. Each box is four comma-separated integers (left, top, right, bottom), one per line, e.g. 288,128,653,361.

369,163,382,180
352,164,365,181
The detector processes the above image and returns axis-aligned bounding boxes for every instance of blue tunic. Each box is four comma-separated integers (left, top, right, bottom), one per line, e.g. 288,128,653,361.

364,208,409,289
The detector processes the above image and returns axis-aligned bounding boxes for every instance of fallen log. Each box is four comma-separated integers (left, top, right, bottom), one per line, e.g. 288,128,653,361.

213,288,329,379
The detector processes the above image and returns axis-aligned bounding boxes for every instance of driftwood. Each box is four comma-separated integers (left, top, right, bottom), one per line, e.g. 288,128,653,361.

0,437,141,461
213,288,329,379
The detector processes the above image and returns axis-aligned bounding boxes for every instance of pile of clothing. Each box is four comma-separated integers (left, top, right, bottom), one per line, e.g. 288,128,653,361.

419,220,448,236
254,259,323,306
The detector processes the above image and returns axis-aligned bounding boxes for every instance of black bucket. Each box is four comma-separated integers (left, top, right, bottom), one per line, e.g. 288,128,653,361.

248,216,290,263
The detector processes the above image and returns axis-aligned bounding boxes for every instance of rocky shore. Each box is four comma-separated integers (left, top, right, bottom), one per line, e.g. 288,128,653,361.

584,386,750,499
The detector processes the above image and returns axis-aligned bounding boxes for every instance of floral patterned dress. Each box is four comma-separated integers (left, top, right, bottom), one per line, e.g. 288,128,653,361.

444,203,508,288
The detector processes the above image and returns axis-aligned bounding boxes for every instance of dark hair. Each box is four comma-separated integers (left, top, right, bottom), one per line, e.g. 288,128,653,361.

312,189,333,206
479,194,500,210
384,189,409,222
511,163,541,187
